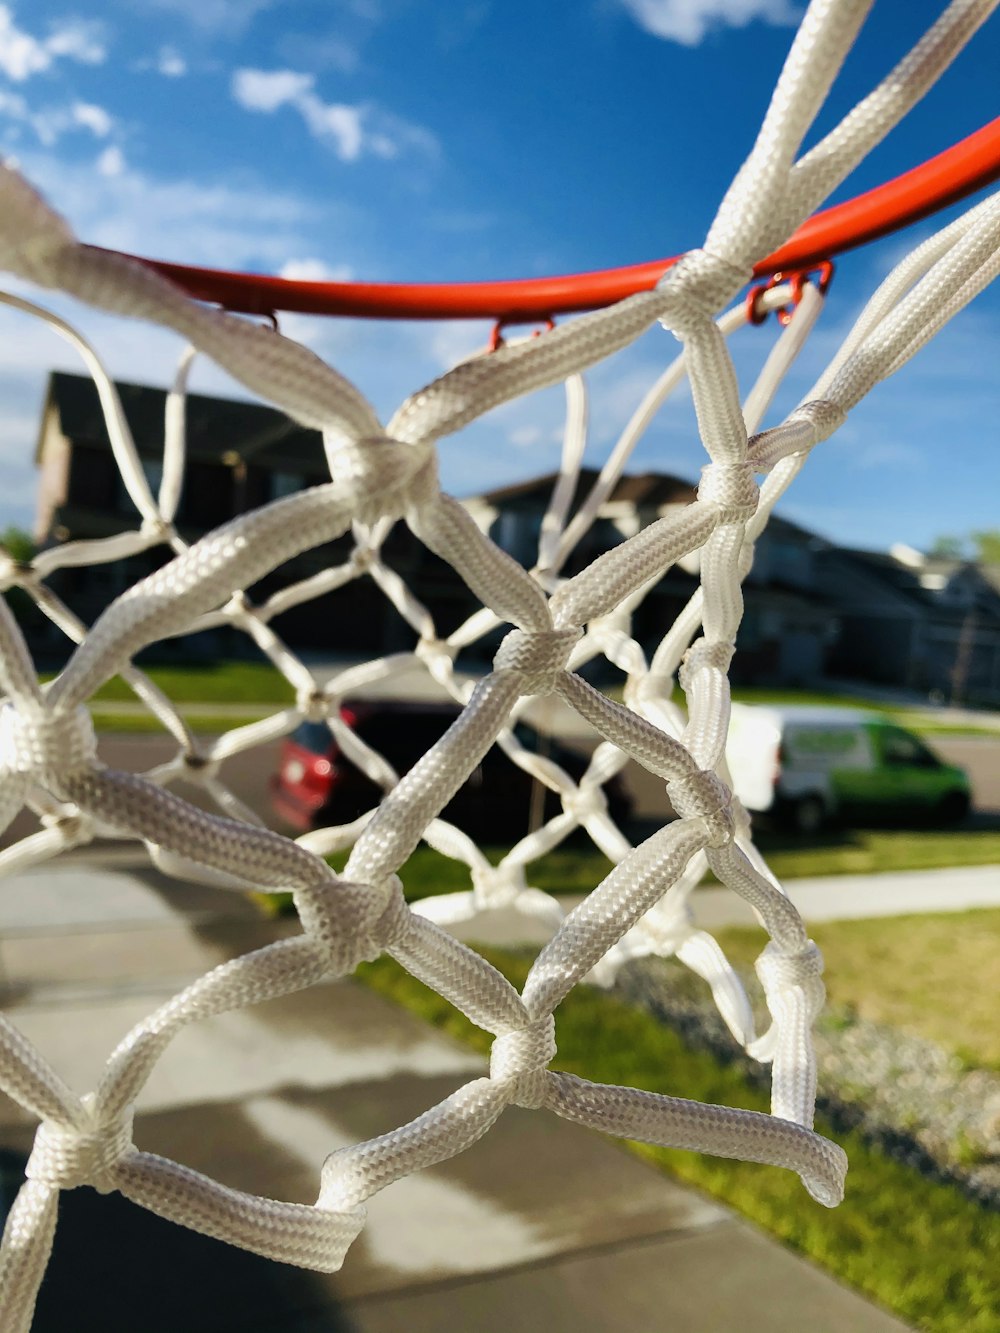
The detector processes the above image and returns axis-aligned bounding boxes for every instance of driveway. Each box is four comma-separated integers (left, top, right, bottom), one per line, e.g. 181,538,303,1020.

0,849,909,1332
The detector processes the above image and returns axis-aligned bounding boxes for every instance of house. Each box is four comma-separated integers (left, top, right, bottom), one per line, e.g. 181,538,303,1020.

470,469,836,688
35,371,996,700
31,371,473,662
817,543,1000,703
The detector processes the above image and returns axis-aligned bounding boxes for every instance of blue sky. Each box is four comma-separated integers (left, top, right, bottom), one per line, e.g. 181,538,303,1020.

0,0,997,554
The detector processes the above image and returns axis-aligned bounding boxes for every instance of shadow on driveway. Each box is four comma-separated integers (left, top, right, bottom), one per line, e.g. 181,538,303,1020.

0,1148,357,1333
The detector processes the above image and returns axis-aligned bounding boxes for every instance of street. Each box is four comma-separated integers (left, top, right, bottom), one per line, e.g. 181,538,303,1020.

2,725,998,853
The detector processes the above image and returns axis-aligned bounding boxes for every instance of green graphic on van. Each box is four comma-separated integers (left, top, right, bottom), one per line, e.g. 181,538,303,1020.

725,705,971,831
787,730,858,757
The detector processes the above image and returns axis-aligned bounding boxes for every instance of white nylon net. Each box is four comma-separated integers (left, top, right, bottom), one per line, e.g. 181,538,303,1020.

0,1,998,1325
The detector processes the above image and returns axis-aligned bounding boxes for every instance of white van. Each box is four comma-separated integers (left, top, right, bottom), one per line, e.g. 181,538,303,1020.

725,704,970,833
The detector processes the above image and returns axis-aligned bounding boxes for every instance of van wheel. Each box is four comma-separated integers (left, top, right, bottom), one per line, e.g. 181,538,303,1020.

792,795,826,834
937,791,970,825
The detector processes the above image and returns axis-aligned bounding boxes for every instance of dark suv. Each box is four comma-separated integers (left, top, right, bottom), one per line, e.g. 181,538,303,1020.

270,700,632,840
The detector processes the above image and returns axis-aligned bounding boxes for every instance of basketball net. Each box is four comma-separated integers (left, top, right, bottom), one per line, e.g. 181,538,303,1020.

1,1,999,1325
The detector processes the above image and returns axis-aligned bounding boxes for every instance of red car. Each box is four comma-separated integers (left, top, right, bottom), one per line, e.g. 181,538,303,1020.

270,700,632,840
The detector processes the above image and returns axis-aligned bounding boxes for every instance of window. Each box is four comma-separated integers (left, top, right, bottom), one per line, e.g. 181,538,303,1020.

142,458,164,496
271,471,305,500
880,727,938,768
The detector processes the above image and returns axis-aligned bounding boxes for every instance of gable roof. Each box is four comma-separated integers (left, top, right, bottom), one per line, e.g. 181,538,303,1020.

39,371,326,474
481,468,697,511
820,546,932,608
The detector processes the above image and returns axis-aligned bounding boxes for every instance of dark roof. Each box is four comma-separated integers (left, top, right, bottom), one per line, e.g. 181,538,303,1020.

481,468,697,510
479,469,830,550
40,371,326,474
821,547,931,608
820,547,1000,623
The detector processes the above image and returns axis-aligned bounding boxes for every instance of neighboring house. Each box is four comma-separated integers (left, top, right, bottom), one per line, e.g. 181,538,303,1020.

470,469,836,687
739,514,837,686
32,371,472,661
33,373,998,699
816,543,1000,704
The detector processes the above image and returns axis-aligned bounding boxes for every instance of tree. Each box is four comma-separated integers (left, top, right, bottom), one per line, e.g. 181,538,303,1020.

971,530,1000,564
928,530,1000,564
929,535,964,559
1,526,35,565
1,527,41,634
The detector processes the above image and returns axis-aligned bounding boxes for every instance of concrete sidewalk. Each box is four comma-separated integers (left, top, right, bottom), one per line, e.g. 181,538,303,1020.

0,852,910,1331
690,861,1000,930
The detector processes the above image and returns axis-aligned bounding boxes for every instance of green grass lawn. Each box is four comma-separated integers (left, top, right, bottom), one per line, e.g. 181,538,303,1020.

43,660,998,736
712,908,1000,1072
732,688,1000,737
730,685,885,709
378,857,1000,1068
357,946,1000,1332
47,660,296,705
755,824,1000,878
382,831,1000,896
90,710,277,734
257,830,1000,921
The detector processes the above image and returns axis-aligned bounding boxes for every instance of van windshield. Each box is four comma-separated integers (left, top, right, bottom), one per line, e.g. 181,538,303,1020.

879,727,939,768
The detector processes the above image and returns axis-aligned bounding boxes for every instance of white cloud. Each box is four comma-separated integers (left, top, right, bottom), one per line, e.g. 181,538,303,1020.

618,0,800,45
428,321,492,371
509,424,545,448
157,47,187,77
300,99,365,161
0,7,105,81
96,144,125,177
278,257,354,282
276,33,359,75
41,18,105,65
0,87,117,149
233,68,313,113
0,96,117,149
232,67,438,164
71,102,113,138
0,85,26,118
18,149,324,271
144,0,274,35
131,46,189,77
0,5,46,80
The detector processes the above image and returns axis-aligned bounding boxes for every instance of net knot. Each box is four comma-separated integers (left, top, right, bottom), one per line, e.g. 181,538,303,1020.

297,689,331,724
564,784,608,825
755,940,825,1019
0,702,97,796
140,514,173,541
27,1097,134,1195
678,639,735,691
668,769,734,846
301,875,410,976
490,1015,557,1110
658,248,751,331
697,462,759,523
326,435,437,525
415,635,457,670
493,627,581,694
181,750,220,781
471,862,524,907
648,896,696,953
349,545,375,573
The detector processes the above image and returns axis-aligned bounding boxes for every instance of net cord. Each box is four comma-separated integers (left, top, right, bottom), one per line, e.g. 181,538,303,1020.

0,2,998,1324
